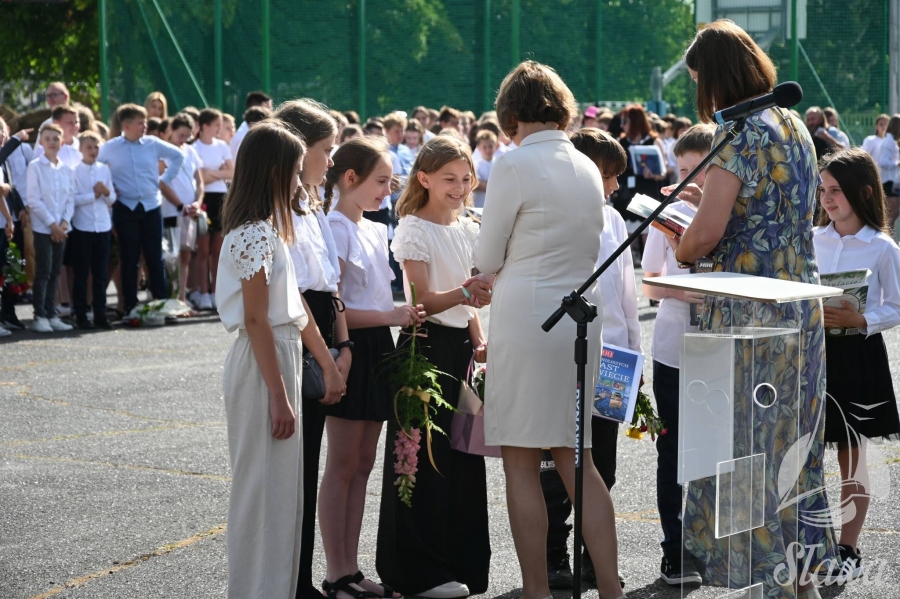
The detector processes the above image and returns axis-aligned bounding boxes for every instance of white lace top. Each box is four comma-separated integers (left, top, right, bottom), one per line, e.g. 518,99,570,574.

288,193,340,293
391,214,479,329
326,211,395,313
216,220,308,333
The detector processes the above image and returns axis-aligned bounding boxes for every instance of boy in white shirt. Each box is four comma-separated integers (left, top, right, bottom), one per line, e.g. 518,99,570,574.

26,124,75,333
70,131,115,330
472,130,496,208
33,105,82,169
641,124,716,586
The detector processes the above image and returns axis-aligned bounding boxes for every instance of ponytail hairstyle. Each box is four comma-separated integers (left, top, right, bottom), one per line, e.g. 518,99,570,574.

273,98,339,213
323,136,391,209
221,119,306,244
194,108,223,142
395,135,477,218
817,148,889,233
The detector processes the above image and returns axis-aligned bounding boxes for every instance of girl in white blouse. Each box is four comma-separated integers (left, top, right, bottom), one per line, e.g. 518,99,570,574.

813,149,900,583
216,121,344,599
319,136,424,599
376,136,493,598
275,98,356,599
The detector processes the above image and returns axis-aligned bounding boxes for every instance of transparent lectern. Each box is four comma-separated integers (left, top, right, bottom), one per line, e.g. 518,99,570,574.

643,272,840,599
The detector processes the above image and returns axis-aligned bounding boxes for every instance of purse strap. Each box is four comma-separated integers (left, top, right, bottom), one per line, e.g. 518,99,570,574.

467,350,481,401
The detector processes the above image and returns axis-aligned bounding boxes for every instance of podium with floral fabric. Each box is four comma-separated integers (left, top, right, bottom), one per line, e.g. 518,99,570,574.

643,272,840,599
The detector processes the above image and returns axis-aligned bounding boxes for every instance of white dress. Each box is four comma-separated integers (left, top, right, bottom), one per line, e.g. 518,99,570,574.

473,130,606,448
391,214,479,329
217,221,307,599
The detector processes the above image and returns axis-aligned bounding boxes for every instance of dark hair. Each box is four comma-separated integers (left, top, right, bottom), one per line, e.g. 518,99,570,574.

50,104,78,121
887,115,900,141
673,124,716,157
363,119,384,134
817,148,888,233
221,119,305,243
340,124,363,143
245,91,272,109
73,103,96,133
328,109,347,129
243,106,270,126
170,114,194,133
438,106,460,124
343,110,361,125
116,103,147,124
685,19,777,124
323,136,391,207
621,104,653,140
147,117,162,135
197,108,223,135
674,117,693,137
570,128,627,178
274,99,339,210
495,60,578,138
158,118,170,136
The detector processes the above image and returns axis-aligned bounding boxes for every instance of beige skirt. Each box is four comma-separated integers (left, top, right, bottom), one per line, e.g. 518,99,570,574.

223,324,304,599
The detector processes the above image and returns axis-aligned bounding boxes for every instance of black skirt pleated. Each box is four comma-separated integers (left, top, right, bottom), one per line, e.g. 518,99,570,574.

376,322,491,595
323,325,395,422
823,333,900,446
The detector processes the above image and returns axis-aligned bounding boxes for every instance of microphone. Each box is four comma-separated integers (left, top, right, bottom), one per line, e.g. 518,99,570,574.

713,82,803,125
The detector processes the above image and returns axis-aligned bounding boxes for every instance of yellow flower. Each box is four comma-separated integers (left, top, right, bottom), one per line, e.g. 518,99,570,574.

625,427,644,440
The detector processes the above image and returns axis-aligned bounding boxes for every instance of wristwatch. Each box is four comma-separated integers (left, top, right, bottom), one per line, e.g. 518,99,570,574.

334,340,354,353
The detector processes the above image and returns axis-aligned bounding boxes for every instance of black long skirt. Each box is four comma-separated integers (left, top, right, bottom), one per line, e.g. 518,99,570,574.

376,322,491,595
323,325,395,422
823,332,900,446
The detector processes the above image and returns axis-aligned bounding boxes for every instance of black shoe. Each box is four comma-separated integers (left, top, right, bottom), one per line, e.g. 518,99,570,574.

817,544,864,586
580,553,625,589
0,313,24,330
93,316,114,330
547,554,573,589
660,556,702,586
74,315,92,329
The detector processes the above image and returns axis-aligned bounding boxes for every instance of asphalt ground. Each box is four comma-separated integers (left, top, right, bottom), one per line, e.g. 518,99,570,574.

1,273,899,599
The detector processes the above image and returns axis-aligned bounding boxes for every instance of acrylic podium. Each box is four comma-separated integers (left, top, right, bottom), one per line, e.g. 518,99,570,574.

643,272,841,599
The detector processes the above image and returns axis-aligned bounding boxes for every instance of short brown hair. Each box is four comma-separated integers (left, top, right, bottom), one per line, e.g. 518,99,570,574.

685,20,777,124
39,123,64,138
495,60,578,138
438,106,460,124
475,129,497,146
77,130,104,145
221,120,305,244
51,105,78,122
673,124,716,157
116,103,147,124
570,128,627,178
343,110,361,125
243,106,270,125
170,114,194,132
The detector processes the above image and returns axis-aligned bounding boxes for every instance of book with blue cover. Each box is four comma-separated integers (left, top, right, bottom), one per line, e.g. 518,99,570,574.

593,344,645,423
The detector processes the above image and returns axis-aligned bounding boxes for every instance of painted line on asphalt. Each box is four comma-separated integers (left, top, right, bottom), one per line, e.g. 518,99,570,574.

26,523,227,599
0,452,231,481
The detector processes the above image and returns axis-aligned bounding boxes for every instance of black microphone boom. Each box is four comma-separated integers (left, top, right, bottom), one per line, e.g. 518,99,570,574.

714,81,803,125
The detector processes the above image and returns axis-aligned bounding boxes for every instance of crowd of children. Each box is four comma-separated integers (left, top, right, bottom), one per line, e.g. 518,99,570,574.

2,71,899,599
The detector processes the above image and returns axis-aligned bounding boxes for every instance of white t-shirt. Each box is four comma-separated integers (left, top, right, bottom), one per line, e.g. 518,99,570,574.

598,205,642,352
230,121,249,163
862,134,900,186
327,210,395,312
813,223,900,336
288,196,340,293
161,144,202,218
473,158,493,208
640,200,698,368
193,138,232,193
216,220,307,333
391,214,479,329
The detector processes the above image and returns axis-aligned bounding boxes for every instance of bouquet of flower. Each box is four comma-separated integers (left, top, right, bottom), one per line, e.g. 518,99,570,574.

383,283,453,507
2,242,29,295
626,390,667,441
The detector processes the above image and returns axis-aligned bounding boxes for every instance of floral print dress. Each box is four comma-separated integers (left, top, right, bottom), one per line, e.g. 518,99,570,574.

682,107,837,597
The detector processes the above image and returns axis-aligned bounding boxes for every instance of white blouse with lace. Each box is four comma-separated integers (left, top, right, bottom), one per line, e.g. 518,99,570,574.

288,192,340,293
326,210,395,313
391,214,479,329
216,220,308,333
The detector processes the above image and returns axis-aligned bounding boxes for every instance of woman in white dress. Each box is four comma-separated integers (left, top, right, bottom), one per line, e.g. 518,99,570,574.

473,61,624,599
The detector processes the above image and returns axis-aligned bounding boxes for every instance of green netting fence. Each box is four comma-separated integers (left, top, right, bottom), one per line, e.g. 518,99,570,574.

103,0,892,143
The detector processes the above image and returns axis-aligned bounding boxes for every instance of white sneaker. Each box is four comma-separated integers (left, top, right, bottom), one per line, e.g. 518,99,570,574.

198,293,213,311
0,325,11,337
188,290,203,309
31,317,53,333
55,304,72,317
418,582,470,599
209,292,217,310
48,317,73,332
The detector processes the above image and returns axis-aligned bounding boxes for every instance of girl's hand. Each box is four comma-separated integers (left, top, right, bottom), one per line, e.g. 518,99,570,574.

662,182,703,207
823,301,866,329
473,343,488,363
675,290,705,304
462,279,493,307
335,350,351,383
390,304,426,327
319,363,347,406
269,394,296,439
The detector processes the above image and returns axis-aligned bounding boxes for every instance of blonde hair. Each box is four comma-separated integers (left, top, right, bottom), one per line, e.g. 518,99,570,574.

144,92,168,119
395,136,477,218
382,111,408,131
77,130,104,145
38,123,64,138
475,129,497,145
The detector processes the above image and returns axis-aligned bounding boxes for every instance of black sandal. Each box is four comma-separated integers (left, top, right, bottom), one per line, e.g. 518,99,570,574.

352,571,401,599
322,575,378,599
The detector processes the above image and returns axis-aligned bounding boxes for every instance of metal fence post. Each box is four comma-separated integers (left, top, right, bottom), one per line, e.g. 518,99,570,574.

595,0,602,103
484,0,491,112
215,0,223,108
262,0,271,95
359,0,367,119
790,0,798,82
99,0,109,120
511,0,520,67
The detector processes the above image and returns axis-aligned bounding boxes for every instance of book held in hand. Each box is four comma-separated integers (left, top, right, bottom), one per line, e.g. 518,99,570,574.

628,145,665,177
820,269,870,336
626,193,693,240
593,344,645,423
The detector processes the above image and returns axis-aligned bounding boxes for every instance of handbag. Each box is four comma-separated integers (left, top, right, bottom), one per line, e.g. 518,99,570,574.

178,214,198,251
302,348,340,400
196,210,209,237
450,353,501,458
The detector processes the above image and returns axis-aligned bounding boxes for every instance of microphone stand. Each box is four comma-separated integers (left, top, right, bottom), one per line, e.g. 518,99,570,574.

541,117,746,599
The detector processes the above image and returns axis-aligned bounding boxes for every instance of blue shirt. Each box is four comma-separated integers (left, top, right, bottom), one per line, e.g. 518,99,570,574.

389,144,414,202
98,135,185,211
